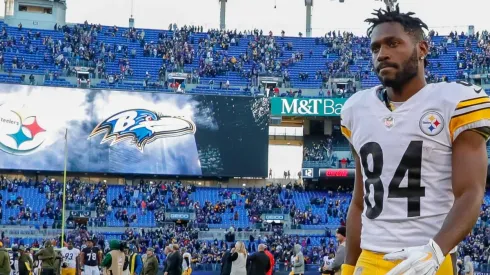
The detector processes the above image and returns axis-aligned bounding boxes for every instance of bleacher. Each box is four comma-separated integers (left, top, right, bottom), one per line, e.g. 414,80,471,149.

1,183,349,228
1,186,52,226
0,21,481,95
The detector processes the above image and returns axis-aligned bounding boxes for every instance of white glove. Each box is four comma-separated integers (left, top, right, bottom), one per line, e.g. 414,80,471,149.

383,239,445,275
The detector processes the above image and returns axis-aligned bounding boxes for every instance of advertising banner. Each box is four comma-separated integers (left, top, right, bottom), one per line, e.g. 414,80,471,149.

319,168,355,179
270,98,346,116
169,213,191,220
264,214,285,220
0,84,270,177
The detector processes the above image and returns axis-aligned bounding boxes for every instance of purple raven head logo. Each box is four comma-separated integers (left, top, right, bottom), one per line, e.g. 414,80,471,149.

89,109,196,152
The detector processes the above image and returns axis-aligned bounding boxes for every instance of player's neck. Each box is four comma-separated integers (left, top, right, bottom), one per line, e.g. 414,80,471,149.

386,77,427,102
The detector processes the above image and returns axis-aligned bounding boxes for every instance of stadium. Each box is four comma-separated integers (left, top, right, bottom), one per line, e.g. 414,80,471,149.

0,0,488,274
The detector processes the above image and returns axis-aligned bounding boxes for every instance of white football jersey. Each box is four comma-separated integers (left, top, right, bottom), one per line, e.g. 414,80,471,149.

61,247,80,268
341,82,490,253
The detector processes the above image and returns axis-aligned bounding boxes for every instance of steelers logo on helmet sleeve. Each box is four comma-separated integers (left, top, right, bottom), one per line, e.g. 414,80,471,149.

419,111,445,136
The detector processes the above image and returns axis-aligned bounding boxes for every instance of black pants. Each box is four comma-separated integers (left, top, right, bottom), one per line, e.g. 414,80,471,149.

41,268,55,275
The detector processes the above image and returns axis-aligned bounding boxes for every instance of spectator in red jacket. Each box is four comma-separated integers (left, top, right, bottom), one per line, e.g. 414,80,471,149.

264,246,275,275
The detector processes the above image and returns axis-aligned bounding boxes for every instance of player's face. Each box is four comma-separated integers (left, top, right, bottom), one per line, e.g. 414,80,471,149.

335,233,343,242
370,22,420,90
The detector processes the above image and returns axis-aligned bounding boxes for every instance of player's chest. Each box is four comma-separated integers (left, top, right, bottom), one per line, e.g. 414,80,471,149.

351,103,450,152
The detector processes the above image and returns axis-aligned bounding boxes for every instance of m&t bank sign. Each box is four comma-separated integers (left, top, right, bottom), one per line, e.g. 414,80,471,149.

270,98,346,116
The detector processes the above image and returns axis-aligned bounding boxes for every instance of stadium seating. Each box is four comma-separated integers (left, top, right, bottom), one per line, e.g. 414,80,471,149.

1,182,349,228
0,21,481,96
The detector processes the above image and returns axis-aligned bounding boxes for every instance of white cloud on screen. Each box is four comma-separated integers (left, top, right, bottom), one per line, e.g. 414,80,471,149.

0,85,89,149
91,90,218,130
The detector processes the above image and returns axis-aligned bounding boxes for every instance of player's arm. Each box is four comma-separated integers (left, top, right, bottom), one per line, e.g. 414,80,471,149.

79,251,85,267
97,249,102,265
344,144,363,266
76,254,80,272
433,130,487,255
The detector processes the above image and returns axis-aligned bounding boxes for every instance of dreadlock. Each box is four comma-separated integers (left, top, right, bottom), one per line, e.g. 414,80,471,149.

365,4,428,40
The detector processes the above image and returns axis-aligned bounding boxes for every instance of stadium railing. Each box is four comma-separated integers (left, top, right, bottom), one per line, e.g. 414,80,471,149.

165,206,193,212
198,231,258,241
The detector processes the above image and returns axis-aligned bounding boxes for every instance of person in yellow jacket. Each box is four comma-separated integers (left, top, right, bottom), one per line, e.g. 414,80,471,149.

128,246,143,275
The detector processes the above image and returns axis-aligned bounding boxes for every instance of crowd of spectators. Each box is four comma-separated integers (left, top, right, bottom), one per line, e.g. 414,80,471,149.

453,30,490,76
0,20,484,99
458,200,490,271
0,178,489,272
1,176,341,229
303,137,333,162
0,176,63,226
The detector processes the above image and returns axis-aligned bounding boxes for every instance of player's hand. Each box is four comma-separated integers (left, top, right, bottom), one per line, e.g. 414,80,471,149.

383,239,445,275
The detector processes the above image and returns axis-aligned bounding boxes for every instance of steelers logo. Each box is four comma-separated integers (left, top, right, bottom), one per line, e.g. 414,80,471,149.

419,111,444,136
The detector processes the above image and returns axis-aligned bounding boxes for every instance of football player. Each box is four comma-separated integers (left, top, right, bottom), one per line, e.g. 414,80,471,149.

80,239,101,275
340,5,489,275
60,242,80,275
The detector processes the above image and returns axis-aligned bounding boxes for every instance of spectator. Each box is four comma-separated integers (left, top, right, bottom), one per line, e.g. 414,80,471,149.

247,244,270,275
181,248,192,275
35,241,59,275
18,246,32,275
263,246,274,275
463,255,474,275
0,241,11,275
230,241,247,275
221,248,233,275
101,240,126,275
164,244,182,275
143,248,158,275
325,227,346,275
292,244,304,275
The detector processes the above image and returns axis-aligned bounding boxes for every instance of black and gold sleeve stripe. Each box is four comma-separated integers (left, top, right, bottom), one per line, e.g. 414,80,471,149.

449,96,490,141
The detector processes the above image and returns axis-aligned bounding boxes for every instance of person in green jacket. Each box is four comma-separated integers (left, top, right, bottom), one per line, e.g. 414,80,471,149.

143,248,158,275
0,241,11,275
18,246,33,275
35,241,59,275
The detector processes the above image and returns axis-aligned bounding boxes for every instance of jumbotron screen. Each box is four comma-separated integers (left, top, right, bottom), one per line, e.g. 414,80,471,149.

0,84,270,177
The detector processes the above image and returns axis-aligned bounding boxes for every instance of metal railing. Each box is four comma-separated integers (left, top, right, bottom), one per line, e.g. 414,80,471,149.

198,231,261,240
165,206,194,212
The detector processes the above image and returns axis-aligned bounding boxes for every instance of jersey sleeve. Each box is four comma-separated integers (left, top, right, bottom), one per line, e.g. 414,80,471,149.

340,102,353,144
449,83,490,142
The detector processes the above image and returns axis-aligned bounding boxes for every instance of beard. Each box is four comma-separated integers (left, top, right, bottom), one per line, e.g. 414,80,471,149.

377,48,419,91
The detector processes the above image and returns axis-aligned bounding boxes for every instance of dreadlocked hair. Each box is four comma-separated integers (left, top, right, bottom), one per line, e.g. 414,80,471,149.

365,4,428,40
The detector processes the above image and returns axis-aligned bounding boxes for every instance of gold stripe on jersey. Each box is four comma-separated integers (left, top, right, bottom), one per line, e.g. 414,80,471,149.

469,128,490,140
341,125,351,139
449,107,490,141
455,96,490,110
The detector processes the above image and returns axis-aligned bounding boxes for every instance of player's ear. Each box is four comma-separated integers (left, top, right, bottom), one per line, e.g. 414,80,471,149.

418,40,429,59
